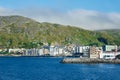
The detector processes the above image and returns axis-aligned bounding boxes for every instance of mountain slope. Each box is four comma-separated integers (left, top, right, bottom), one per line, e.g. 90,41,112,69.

96,29,120,45
97,29,120,38
0,15,119,48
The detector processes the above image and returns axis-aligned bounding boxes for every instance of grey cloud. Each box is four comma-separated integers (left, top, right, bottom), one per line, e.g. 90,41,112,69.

0,7,120,30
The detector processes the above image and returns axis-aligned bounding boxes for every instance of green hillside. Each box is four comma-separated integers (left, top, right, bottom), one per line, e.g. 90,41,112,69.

0,15,119,48
96,29,120,45
97,29,120,38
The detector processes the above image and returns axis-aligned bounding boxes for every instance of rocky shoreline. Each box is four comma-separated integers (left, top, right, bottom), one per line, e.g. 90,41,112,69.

60,58,120,64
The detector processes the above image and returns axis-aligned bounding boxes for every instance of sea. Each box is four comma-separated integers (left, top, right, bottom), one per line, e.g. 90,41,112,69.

0,57,120,80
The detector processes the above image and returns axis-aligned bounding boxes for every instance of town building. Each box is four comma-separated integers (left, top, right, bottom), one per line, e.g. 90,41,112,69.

82,46,90,57
43,46,49,55
100,52,115,59
90,46,102,58
103,45,117,51
72,46,90,57
49,46,66,56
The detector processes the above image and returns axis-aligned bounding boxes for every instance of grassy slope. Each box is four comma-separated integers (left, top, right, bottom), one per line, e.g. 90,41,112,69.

0,15,119,48
96,29,120,45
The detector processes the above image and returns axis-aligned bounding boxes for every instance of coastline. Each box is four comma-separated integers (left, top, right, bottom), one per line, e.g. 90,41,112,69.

0,54,66,58
60,58,120,64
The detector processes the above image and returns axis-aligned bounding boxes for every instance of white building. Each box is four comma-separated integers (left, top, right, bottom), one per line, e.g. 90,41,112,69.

9,48,25,53
103,45,117,51
72,46,90,57
72,46,90,53
72,46,81,53
38,49,44,55
49,46,54,56
100,52,116,59
49,46,60,56
58,47,63,55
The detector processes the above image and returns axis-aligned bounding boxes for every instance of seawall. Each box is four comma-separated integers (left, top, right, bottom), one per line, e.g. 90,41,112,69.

61,58,120,64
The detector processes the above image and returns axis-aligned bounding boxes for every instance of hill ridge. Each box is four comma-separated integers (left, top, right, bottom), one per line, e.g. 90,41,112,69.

0,15,120,48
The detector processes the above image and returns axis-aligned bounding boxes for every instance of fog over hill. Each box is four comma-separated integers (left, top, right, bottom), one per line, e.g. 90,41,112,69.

1,7,120,30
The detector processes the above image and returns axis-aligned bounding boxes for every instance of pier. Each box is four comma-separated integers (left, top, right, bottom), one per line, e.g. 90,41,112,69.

61,58,120,64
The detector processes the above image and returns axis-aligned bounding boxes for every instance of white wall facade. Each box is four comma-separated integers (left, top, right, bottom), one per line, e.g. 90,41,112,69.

100,52,115,59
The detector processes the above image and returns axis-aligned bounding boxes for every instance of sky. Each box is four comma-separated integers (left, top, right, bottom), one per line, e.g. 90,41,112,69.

0,0,120,30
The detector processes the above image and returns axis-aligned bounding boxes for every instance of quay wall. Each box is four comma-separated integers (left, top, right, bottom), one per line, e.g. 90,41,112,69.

61,58,120,64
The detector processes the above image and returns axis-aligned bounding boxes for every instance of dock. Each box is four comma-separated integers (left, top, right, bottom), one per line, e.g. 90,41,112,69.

60,58,120,64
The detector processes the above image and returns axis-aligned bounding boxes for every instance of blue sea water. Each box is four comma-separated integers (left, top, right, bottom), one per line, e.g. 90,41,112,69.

0,57,120,80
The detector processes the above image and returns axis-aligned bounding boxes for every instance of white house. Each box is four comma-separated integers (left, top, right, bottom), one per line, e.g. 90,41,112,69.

103,45,117,51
